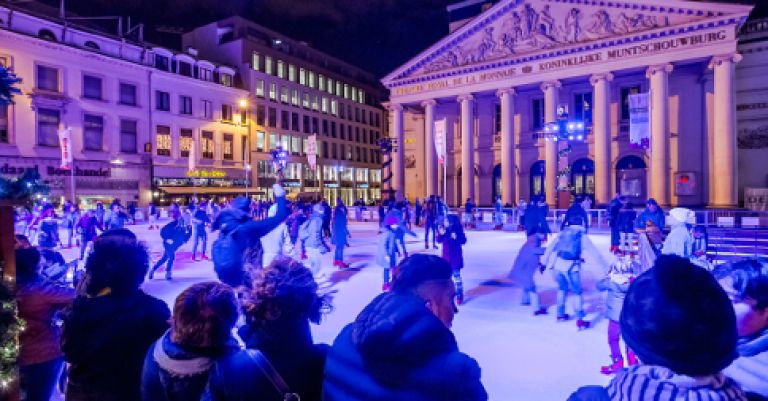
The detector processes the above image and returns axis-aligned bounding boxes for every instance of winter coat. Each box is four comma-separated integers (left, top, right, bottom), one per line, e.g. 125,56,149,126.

508,236,545,289
204,322,328,401
661,223,693,258
375,228,398,268
561,204,589,231
105,211,128,230
616,209,638,234
323,292,488,401
437,225,467,270
331,206,349,246
524,204,549,236
599,256,643,322
141,331,239,401
607,199,623,228
61,291,170,401
38,218,59,248
287,211,307,243
160,220,192,251
635,208,666,230
76,215,100,241
725,329,768,400
567,365,748,401
193,209,211,232
300,214,327,251
18,278,75,366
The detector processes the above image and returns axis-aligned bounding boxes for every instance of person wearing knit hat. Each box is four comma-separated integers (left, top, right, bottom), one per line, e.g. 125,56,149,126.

661,207,695,258
299,202,329,277
568,255,747,401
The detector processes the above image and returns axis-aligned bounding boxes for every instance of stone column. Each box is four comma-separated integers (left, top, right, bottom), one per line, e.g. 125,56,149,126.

709,54,742,208
541,81,561,207
646,64,673,206
458,94,475,203
422,99,438,197
590,73,613,206
388,103,405,200
496,88,516,205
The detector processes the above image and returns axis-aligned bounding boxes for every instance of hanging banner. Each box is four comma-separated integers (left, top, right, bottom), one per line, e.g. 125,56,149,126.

434,119,447,165
629,92,650,148
306,134,318,171
188,140,196,172
58,127,73,170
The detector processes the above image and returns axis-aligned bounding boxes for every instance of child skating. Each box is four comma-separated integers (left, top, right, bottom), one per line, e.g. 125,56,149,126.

508,232,547,315
437,214,467,304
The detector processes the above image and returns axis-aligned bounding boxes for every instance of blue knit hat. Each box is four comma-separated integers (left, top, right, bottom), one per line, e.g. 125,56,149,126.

620,255,737,376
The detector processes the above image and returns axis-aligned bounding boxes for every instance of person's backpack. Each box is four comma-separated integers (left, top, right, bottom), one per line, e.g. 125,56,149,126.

557,227,583,261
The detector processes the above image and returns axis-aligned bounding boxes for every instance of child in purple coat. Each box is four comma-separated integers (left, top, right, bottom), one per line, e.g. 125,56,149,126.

437,214,467,304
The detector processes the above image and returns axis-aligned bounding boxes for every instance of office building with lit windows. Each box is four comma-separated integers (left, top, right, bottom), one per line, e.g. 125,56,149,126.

183,17,387,205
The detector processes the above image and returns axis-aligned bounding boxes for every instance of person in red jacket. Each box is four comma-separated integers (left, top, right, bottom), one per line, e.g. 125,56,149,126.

17,247,75,401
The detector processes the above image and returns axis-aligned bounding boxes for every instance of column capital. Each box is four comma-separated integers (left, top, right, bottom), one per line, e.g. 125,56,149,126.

708,53,743,69
645,63,674,78
383,102,404,112
589,72,614,86
540,80,561,92
495,88,516,98
456,93,474,103
420,99,437,108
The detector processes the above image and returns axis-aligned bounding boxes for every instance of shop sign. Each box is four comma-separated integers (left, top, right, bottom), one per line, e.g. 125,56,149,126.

186,169,227,178
48,166,110,177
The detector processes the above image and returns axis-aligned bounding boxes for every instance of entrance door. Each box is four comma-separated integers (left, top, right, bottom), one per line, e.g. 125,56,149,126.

616,155,647,204
530,161,545,200
570,158,595,202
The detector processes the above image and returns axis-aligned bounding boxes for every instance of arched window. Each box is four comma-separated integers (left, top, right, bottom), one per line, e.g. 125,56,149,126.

84,41,100,50
570,158,595,201
38,29,57,41
530,161,545,199
616,155,647,201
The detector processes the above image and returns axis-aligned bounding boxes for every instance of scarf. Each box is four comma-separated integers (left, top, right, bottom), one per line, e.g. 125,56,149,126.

607,365,747,401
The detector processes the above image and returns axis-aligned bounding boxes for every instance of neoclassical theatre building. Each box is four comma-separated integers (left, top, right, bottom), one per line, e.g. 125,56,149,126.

382,0,766,209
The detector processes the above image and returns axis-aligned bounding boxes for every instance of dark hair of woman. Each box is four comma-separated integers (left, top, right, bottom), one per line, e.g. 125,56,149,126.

171,281,239,349
16,247,41,284
82,229,150,297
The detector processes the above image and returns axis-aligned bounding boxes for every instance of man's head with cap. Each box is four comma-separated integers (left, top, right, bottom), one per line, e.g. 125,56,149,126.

392,254,457,328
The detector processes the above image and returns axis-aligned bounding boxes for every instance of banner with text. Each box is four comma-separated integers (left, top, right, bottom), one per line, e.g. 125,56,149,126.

629,92,650,148
307,134,318,171
188,141,196,172
434,119,447,165
58,127,73,170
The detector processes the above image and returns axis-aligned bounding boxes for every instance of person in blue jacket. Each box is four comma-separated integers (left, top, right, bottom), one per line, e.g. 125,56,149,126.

331,198,350,269
634,198,665,231
149,216,191,280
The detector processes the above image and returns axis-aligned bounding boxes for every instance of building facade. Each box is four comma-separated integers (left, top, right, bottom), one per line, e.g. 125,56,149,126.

183,17,386,206
0,5,250,207
383,0,765,209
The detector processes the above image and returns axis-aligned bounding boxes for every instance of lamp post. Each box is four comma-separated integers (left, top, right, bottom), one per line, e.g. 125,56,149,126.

239,98,251,198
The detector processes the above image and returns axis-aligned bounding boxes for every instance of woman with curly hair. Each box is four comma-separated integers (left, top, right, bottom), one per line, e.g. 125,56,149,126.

60,229,170,401
203,256,332,401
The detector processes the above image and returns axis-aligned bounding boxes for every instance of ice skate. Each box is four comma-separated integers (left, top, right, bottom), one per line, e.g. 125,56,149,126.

556,314,571,322
600,356,624,375
576,319,591,330
533,307,548,316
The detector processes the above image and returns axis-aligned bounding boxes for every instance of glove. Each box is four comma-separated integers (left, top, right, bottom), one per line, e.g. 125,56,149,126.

272,183,286,198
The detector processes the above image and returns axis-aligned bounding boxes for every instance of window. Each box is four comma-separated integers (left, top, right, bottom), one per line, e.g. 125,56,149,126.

156,125,171,156
312,95,319,111
199,67,213,81
242,136,248,161
312,117,319,134
0,106,8,143
331,122,337,138
281,110,289,130
277,61,285,78
223,134,234,160
221,104,232,122
180,129,193,157
355,127,360,142
339,103,345,119
322,120,328,136
531,98,545,130
178,62,192,77
621,86,641,121
119,83,137,106
280,86,289,104
155,55,169,71
281,135,289,151
288,64,296,82
308,72,316,88
268,107,277,128
83,75,102,100
303,115,310,134
119,119,137,153
36,65,59,92
322,142,328,158
339,123,345,140
346,145,353,160
351,87,358,102
82,114,104,151
156,91,170,111
291,89,299,106
252,52,260,71
265,57,273,75
359,89,365,104
319,75,325,91
302,92,310,109
327,78,334,95
331,100,338,116
573,92,593,124
179,95,193,115
291,136,301,155
336,82,342,97
269,83,277,101
355,108,360,122
321,97,328,113
299,68,306,85
291,112,299,131
361,110,367,124
201,131,214,159
256,105,265,125
220,74,233,87
202,100,213,119
332,143,338,159
344,84,350,99
255,79,265,97
256,131,265,151
37,108,60,146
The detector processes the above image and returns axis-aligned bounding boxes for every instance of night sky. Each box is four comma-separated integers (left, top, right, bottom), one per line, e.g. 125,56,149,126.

39,0,765,78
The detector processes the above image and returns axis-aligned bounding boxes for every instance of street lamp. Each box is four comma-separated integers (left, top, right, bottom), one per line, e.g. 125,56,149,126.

239,98,251,197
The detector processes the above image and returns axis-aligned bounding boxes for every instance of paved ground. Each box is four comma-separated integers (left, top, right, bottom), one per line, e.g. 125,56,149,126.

56,221,618,401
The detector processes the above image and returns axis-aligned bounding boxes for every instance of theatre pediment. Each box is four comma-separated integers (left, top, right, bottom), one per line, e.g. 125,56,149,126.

383,0,752,84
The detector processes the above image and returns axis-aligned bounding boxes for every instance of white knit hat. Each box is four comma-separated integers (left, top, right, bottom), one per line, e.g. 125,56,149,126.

668,207,695,225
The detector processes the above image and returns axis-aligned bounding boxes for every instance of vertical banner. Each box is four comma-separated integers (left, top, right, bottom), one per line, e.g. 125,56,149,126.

629,92,650,148
58,127,73,169
434,118,447,165
306,134,318,171
188,140,196,172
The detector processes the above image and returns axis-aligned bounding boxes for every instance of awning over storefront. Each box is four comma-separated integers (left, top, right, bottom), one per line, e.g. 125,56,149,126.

159,186,264,195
